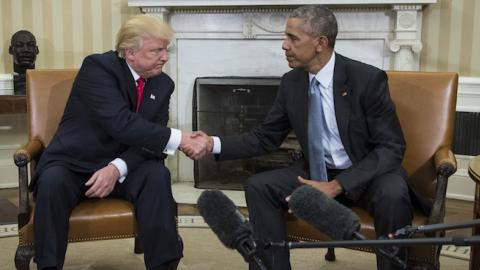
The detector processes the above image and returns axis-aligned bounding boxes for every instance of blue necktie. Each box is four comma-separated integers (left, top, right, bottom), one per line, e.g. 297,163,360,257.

308,77,328,181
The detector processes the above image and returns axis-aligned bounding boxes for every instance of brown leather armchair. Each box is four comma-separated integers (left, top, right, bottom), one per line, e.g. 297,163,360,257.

13,69,157,269
286,71,458,270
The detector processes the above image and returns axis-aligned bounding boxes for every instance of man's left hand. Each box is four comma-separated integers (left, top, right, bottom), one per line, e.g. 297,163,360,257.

85,164,119,198
297,176,343,198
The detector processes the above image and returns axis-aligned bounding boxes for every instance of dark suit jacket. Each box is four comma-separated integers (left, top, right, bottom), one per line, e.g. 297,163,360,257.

218,53,406,200
31,51,174,189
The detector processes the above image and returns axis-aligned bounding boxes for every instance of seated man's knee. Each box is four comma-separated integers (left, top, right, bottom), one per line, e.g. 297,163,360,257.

373,176,412,216
144,163,171,188
36,167,72,194
384,182,409,204
244,173,270,193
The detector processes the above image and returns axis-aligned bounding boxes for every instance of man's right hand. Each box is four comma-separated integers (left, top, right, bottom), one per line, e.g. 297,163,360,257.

85,164,119,198
179,130,213,160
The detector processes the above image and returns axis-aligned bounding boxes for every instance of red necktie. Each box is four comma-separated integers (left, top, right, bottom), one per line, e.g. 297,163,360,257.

136,77,145,112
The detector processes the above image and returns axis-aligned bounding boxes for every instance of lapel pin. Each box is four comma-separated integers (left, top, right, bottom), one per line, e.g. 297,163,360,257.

342,91,348,97
150,94,156,100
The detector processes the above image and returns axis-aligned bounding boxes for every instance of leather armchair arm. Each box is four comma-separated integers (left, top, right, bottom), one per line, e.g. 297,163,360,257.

14,139,44,167
14,139,44,227
429,146,457,226
434,146,457,177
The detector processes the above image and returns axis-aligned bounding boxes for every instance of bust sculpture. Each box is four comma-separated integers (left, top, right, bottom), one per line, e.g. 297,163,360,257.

8,30,39,95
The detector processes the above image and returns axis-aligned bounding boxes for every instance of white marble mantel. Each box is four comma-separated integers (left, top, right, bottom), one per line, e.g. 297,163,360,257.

129,0,436,71
130,0,436,7
128,0,436,183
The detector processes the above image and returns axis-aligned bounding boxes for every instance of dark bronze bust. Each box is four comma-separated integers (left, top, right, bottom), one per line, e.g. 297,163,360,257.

9,30,39,95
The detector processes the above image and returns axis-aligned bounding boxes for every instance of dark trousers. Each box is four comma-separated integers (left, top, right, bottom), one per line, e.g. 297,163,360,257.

244,162,413,270
33,160,183,270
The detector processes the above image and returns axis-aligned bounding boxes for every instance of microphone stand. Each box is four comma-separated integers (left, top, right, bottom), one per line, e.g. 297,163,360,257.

264,236,480,270
268,235,480,249
265,219,480,270
393,219,480,238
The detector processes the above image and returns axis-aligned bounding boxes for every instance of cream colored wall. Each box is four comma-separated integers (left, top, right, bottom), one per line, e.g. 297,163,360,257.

0,0,478,76
422,0,480,77
0,0,140,73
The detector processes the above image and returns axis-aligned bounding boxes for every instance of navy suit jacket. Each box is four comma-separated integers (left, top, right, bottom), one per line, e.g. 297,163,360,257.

32,51,174,189
219,54,406,201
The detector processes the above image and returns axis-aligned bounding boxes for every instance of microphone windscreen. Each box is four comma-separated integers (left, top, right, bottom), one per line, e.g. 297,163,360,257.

289,185,360,240
197,190,252,249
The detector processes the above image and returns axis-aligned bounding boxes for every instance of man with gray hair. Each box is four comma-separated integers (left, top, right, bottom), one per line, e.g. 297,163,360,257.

191,5,414,270
31,15,209,270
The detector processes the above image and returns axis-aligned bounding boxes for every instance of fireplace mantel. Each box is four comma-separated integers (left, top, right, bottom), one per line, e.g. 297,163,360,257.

129,0,435,8
130,0,436,72
128,0,436,183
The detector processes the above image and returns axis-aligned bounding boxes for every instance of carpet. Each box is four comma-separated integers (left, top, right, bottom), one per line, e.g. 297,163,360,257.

0,198,17,225
0,224,17,238
0,226,470,270
0,216,471,264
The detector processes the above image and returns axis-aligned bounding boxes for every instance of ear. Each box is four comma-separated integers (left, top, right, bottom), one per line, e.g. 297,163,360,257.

8,46,13,55
35,46,39,54
316,36,329,52
124,48,136,61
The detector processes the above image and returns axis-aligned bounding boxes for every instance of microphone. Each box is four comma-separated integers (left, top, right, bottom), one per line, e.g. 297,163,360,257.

288,185,361,240
288,185,407,269
197,190,267,270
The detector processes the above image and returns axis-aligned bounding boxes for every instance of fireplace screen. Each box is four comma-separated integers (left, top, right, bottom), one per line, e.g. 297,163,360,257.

193,77,299,190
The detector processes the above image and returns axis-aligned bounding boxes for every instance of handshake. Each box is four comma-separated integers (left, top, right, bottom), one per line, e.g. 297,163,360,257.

179,130,213,160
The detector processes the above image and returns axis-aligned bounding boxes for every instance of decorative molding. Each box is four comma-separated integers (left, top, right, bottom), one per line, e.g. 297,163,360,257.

389,4,423,71
172,7,294,14
129,0,437,8
448,155,475,201
392,4,423,11
389,40,422,53
457,77,480,112
243,12,290,38
141,7,169,14
142,7,170,21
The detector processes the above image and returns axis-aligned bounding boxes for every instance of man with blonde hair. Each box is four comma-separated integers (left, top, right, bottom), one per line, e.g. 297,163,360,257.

31,15,208,270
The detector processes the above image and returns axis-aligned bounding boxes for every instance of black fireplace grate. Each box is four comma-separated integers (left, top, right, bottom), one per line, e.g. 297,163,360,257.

193,77,297,190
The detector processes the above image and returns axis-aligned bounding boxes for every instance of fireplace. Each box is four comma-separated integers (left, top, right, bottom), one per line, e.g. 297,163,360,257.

193,77,300,190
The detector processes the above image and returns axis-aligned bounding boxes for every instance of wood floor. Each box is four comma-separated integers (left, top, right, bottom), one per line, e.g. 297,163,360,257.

0,187,475,237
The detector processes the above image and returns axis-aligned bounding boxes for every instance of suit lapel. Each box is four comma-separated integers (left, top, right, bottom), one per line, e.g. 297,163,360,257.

139,79,154,115
294,70,310,157
285,69,310,156
332,55,352,155
119,58,137,111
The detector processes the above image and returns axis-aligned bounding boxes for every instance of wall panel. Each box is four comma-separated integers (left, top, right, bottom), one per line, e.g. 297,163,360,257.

0,0,140,73
421,0,480,76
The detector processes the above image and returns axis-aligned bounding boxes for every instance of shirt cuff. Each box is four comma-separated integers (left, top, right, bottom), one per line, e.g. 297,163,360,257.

110,158,128,183
212,136,221,154
163,128,182,155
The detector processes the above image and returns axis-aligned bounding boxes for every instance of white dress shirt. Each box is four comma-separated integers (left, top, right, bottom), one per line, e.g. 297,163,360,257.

308,53,352,169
